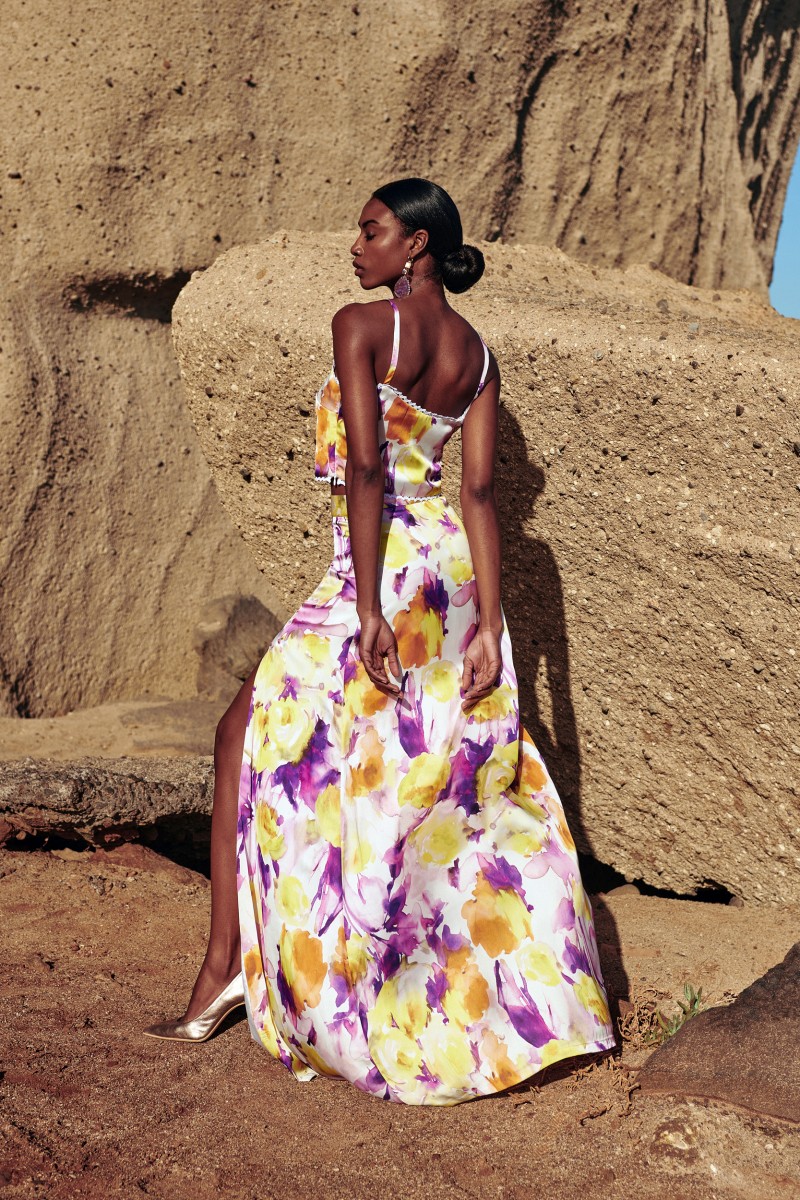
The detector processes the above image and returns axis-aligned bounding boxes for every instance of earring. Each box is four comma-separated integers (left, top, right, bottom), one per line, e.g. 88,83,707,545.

393,255,413,298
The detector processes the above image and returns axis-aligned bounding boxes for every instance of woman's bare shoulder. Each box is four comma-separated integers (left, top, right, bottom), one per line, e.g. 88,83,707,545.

331,299,391,331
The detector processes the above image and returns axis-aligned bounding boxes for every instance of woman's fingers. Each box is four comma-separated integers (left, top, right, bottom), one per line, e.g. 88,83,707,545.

385,645,403,686
357,615,403,695
362,644,401,695
461,656,502,709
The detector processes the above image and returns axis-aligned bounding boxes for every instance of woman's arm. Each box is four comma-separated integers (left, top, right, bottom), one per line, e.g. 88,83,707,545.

331,304,402,696
459,364,504,709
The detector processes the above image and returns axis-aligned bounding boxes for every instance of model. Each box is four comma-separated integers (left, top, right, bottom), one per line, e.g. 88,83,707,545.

144,178,616,1105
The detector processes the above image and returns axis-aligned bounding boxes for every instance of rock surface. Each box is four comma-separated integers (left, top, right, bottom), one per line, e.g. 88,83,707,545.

0,757,213,861
172,233,800,904
2,1,799,718
2,847,799,1199
638,941,800,1123
0,699,221,762
193,593,283,699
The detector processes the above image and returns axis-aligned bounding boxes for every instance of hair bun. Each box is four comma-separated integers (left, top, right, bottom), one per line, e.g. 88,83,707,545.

440,243,485,294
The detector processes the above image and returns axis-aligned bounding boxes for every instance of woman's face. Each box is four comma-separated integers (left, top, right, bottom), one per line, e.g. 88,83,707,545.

350,198,413,290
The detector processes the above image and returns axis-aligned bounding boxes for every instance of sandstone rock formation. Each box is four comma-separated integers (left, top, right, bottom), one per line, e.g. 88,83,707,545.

172,232,799,905
2,1,798,718
193,594,283,699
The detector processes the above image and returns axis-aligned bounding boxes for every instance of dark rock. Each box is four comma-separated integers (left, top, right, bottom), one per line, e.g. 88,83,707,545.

0,757,214,861
638,941,800,1123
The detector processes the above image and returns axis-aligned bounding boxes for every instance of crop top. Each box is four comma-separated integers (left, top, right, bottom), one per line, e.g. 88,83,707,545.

313,299,489,501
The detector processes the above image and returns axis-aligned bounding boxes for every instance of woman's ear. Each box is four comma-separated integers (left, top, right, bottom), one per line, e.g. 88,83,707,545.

412,229,429,255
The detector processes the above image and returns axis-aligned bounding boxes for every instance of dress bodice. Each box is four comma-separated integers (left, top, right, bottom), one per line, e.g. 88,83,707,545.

314,299,489,501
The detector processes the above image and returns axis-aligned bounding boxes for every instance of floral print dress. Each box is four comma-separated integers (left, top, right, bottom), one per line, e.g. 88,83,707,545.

236,299,616,1104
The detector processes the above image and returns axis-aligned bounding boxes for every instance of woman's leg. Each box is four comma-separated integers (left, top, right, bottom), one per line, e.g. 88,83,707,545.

182,665,258,1022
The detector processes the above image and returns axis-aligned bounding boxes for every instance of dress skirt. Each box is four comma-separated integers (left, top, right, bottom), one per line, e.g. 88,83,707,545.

236,492,616,1105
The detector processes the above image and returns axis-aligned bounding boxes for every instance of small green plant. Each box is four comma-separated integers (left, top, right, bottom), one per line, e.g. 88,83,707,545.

644,982,706,1046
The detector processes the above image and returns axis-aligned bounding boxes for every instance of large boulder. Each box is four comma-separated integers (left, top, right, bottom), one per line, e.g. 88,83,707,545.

171,232,799,904
638,942,800,1123
1,0,799,717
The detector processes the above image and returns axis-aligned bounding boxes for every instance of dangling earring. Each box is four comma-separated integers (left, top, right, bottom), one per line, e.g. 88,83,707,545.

393,255,413,298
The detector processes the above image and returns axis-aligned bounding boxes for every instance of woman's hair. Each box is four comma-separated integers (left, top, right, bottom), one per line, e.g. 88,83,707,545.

371,177,485,294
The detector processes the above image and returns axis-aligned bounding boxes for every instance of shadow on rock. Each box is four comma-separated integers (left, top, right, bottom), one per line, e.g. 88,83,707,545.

496,405,629,1025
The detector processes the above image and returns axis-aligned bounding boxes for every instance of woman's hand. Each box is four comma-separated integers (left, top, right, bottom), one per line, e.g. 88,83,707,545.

357,610,403,697
461,628,502,711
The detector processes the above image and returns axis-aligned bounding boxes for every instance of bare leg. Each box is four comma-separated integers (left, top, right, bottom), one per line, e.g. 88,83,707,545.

181,665,258,1021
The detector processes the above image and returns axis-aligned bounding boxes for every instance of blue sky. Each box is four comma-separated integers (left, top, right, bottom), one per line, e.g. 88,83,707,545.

770,147,800,318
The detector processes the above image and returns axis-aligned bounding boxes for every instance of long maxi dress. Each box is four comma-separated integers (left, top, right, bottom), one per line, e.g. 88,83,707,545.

236,299,616,1105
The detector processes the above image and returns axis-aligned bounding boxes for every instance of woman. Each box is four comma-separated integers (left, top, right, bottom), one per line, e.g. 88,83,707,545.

145,178,616,1105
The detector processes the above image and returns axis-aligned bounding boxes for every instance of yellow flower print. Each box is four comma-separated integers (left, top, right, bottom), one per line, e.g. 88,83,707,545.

344,659,390,717
511,790,549,823
442,945,489,1025
393,584,444,668
315,783,341,847
462,873,531,957
382,522,419,570
397,752,450,809
333,925,371,986
343,825,375,873
573,971,611,1023
539,1036,590,1070
505,828,547,856
371,973,428,1039
393,443,429,486
369,1024,423,1091
384,399,429,443
280,926,327,1012
266,696,316,764
475,741,518,801
349,726,387,797
275,874,309,923
314,379,341,473
301,1040,341,1077
480,1028,522,1091
410,805,467,866
516,941,562,987
420,659,459,703
519,731,548,792
281,631,332,679
243,945,263,1000
466,686,514,723
572,882,592,924
368,972,427,1087
445,555,474,586
419,1012,475,1090
551,803,576,853
254,649,288,698
308,573,343,606
256,1014,282,1057
255,801,285,861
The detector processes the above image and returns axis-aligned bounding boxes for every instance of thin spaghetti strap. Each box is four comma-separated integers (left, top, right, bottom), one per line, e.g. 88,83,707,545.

383,299,401,384
473,339,490,399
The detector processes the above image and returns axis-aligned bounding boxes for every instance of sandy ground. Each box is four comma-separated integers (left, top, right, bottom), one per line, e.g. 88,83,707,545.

2,845,798,1199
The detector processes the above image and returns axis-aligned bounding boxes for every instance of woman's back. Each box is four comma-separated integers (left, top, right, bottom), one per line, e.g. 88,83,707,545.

375,296,489,422
314,297,489,498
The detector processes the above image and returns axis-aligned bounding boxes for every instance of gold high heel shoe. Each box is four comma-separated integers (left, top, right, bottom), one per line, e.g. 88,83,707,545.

143,971,246,1042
